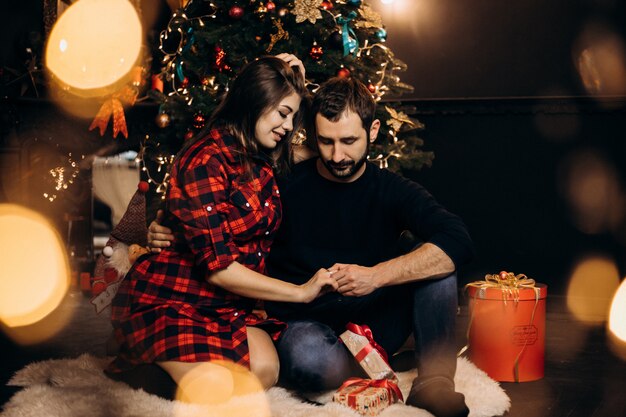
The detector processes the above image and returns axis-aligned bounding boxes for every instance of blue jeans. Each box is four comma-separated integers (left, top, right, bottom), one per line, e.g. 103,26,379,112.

274,274,459,391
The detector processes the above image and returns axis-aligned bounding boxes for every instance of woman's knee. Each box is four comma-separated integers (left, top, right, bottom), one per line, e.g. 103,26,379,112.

247,326,280,389
276,320,353,391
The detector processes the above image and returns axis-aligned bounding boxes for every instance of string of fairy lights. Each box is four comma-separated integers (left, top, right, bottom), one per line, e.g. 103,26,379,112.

41,0,423,202
136,0,420,196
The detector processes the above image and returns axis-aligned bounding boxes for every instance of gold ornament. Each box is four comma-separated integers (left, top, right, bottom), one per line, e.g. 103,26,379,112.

155,112,171,128
292,0,323,24
355,4,382,29
256,2,268,15
266,19,289,52
385,106,419,132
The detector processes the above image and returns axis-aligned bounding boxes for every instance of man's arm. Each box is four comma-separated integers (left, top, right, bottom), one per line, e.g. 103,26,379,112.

330,242,454,297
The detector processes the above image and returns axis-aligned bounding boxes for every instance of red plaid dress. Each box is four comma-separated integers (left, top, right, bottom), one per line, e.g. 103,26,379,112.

108,129,286,372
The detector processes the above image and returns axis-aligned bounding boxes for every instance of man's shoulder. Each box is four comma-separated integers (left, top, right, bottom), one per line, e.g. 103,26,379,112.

279,158,318,185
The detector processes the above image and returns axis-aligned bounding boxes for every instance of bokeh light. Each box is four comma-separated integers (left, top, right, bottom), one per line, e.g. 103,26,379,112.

566,256,621,324
608,279,626,361
574,24,626,98
0,204,71,343
557,150,625,235
45,0,142,96
171,360,270,417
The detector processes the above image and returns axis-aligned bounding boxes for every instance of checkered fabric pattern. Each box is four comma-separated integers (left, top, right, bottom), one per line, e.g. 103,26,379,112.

108,129,285,372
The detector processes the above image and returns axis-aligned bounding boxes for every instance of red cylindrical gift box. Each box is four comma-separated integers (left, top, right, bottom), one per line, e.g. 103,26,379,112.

467,284,547,382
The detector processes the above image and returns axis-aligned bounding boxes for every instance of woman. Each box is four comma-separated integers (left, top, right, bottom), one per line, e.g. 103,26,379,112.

106,54,337,401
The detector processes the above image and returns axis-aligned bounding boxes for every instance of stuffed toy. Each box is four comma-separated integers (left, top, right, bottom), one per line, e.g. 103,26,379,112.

90,181,150,313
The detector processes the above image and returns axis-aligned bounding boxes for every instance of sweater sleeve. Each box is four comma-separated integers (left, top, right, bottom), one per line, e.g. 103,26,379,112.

389,173,475,268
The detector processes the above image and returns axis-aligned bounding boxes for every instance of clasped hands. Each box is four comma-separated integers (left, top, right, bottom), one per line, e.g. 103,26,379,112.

148,210,380,298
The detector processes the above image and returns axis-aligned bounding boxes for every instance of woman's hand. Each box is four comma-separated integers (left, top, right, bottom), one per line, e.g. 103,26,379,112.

275,53,305,78
298,268,338,303
147,209,175,253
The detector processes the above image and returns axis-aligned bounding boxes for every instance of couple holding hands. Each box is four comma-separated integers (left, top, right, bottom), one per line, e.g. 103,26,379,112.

106,53,473,417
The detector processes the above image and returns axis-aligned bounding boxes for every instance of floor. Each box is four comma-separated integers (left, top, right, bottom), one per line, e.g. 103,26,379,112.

2,288,626,416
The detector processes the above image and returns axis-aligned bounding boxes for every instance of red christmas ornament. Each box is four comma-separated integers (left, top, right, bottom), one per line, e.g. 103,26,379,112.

229,5,244,19
151,74,164,92
367,83,378,94
499,271,509,280
321,0,333,10
266,1,276,11
193,113,206,129
214,46,231,72
138,181,150,194
309,43,323,60
180,77,189,88
184,130,195,141
337,67,351,78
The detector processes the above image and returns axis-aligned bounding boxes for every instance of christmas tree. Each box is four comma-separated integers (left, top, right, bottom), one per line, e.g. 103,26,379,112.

142,0,433,194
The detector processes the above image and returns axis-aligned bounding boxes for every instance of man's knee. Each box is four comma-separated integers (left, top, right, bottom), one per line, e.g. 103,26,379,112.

276,320,352,391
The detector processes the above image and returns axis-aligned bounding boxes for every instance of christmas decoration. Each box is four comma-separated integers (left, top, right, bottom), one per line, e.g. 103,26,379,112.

255,3,268,17
192,112,206,129
91,181,150,313
463,272,548,382
267,19,289,53
337,67,351,78
184,130,195,141
293,0,323,24
89,85,138,139
143,0,433,198
229,5,244,19
333,378,403,416
155,112,171,128
309,42,324,60
339,323,397,382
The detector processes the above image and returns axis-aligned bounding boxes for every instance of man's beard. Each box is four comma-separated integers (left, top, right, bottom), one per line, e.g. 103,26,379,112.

321,148,368,179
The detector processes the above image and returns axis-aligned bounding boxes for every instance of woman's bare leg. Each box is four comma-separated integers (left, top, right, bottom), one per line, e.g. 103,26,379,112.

157,327,278,403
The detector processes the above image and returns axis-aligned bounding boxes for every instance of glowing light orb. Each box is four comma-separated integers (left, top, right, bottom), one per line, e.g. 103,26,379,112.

609,279,626,342
45,0,142,95
0,205,70,328
566,256,620,324
169,361,270,417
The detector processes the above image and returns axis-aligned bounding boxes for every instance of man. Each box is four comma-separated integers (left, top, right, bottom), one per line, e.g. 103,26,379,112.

150,77,473,417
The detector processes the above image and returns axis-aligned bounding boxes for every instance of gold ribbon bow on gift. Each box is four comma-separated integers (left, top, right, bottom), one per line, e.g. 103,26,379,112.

460,271,542,382
89,85,138,139
465,271,539,304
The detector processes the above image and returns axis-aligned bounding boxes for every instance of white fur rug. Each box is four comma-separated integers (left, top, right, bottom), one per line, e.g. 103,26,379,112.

2,354,509,417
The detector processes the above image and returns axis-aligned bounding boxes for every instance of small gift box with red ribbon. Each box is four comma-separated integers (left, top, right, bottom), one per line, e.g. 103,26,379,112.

333,377,403,416
339,323,397,382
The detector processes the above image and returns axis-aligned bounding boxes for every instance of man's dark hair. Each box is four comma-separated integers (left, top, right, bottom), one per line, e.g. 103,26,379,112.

310,77,376,133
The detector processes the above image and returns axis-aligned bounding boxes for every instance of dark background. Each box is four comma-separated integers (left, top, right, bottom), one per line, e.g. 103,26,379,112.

2,0,626,295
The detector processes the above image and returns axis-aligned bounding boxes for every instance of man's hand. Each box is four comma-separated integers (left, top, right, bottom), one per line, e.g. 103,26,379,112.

329,263,381,297
147,209,174,253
